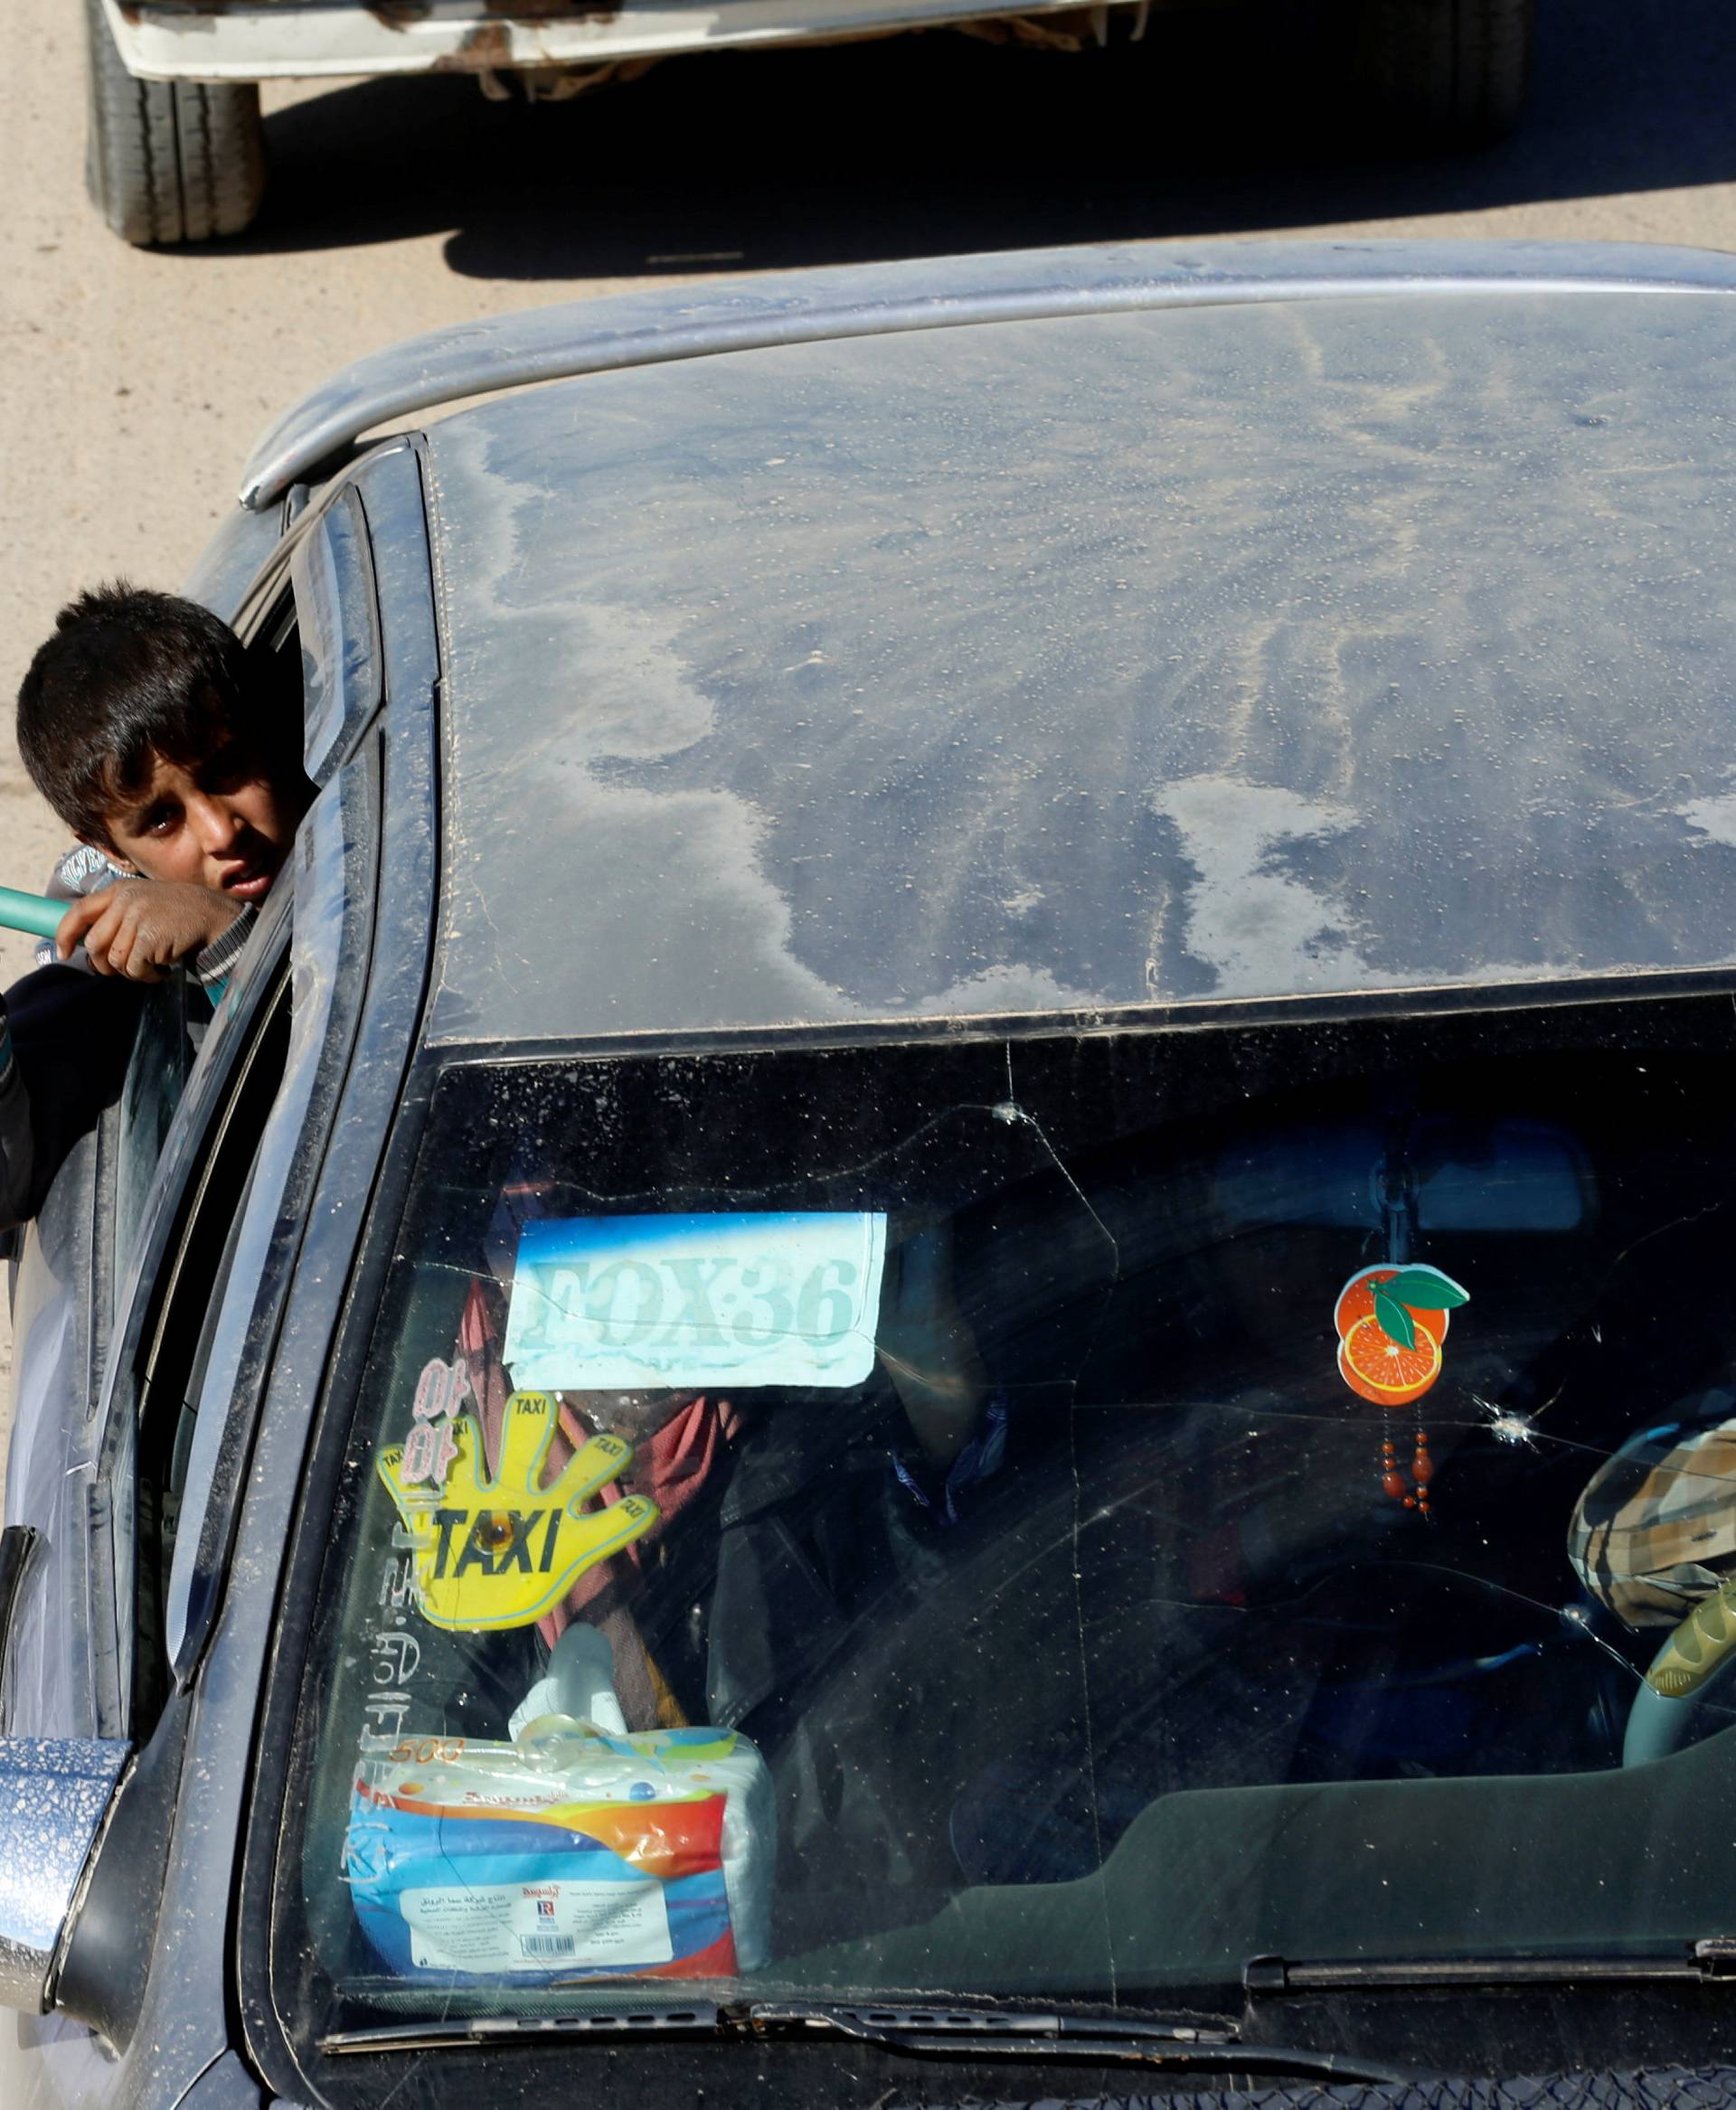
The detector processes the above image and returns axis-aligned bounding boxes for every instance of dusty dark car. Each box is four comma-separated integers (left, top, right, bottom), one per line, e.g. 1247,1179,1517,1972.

9,240,1736,2109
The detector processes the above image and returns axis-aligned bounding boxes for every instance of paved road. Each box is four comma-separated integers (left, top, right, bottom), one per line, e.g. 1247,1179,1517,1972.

2,0,1735,1397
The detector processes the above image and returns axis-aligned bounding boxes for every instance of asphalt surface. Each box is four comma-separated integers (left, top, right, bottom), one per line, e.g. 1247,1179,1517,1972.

2,0,1736,1401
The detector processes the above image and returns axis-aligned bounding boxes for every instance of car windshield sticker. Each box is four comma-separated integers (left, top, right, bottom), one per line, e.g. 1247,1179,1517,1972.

395,1354,471,1485
378,1390,658,1631
1334,1265,1469,1516
504,1211,889,1391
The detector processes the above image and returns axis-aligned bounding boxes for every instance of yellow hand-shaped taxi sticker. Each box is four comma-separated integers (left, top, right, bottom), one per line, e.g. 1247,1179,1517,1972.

378,1390,659,1631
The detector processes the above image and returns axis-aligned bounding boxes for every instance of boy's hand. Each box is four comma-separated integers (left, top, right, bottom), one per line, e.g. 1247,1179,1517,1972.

55,881,241,982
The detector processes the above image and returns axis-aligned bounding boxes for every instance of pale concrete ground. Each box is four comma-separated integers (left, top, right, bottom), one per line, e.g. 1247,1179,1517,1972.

2,0,1735,1430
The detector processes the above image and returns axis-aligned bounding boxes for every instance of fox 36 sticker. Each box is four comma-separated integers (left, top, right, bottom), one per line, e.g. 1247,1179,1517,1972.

505,1212,887,1391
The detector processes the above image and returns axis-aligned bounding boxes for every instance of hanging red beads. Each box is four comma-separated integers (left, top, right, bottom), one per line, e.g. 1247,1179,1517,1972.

1377,1421,1434,1512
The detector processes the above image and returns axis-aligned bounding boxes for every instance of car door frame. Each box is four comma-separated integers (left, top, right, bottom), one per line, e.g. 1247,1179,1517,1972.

0,512,307,1746
15,436,445,2106
1,429,407,1754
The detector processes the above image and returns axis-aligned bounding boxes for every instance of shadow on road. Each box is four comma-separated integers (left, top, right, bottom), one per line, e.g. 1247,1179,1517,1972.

222,0,1736,276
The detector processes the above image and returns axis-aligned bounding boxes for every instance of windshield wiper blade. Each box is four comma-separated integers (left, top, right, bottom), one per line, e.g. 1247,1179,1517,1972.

324,1992,1433,2081
745,1999,1434,2086
323,2000,725,2053
748,1998,1232,2049
325,1997,1230,2060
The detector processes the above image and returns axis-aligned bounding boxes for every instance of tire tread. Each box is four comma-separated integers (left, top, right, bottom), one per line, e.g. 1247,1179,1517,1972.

1353,0,1535,142
83,0,266,245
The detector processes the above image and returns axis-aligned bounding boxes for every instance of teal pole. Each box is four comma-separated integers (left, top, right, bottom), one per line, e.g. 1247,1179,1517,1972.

0,887,64,943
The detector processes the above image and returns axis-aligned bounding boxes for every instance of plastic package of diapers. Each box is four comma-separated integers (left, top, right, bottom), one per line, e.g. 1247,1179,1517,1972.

344,1635,774,1983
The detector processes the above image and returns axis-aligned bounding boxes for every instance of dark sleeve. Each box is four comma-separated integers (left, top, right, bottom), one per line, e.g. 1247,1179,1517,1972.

0,1000,29,1229
192,904,258,989
0,966,146,1230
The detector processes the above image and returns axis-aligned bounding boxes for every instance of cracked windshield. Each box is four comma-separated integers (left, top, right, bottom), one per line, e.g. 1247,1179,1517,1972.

299,988,1736,2020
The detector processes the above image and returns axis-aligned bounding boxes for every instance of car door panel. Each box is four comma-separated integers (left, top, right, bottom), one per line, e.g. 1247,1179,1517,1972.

4,1118,105,1740
2,964,222,1738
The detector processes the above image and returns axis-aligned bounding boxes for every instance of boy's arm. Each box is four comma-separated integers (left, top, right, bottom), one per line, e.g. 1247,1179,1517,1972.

53,881,250,987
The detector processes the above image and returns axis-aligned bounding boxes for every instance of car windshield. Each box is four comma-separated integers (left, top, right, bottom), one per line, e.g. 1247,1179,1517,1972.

285,987,1736,2034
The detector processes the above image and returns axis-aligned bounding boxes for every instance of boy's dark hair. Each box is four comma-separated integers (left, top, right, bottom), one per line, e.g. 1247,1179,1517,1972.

15,583,256,848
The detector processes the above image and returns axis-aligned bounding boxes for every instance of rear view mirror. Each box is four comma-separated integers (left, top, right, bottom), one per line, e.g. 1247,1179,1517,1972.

1213,1119,1593,1237
0,1738,129,2012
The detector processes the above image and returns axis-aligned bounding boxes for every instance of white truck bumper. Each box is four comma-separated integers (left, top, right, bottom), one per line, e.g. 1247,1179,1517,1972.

102,0,1123,80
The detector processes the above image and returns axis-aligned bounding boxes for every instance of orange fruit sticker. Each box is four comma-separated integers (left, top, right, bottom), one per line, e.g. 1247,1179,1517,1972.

1335,1265,1451,1344
1338,1314,1442,1406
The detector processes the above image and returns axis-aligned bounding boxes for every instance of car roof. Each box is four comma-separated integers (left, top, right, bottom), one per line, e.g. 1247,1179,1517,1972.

401,241,1736,1052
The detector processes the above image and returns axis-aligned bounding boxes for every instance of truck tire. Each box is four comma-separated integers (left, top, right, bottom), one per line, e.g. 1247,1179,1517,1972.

83,0,268,243
1351,0,1534,143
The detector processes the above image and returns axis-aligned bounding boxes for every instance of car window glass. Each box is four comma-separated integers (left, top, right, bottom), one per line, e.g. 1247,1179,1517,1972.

162,752,376,1688
281,988,1736,2039
112,980,196,1311
126,975,292,1732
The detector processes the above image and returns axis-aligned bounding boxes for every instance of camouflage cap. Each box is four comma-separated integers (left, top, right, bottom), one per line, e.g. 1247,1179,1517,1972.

1569,1391,1736,1628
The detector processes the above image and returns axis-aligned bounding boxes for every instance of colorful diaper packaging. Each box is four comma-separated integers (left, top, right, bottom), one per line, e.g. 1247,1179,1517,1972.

345,1724,774,1982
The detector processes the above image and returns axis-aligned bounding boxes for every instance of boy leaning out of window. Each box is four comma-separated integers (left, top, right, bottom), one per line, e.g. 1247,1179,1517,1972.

0,584,312,1230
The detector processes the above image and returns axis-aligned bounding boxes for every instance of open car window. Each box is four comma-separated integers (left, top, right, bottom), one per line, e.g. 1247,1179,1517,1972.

99,731,376,1738
108,587,306,1285
285,986,1736,2038
124,972,293,1732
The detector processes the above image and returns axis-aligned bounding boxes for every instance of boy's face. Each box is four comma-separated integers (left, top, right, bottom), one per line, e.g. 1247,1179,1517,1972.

95,742,306,900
